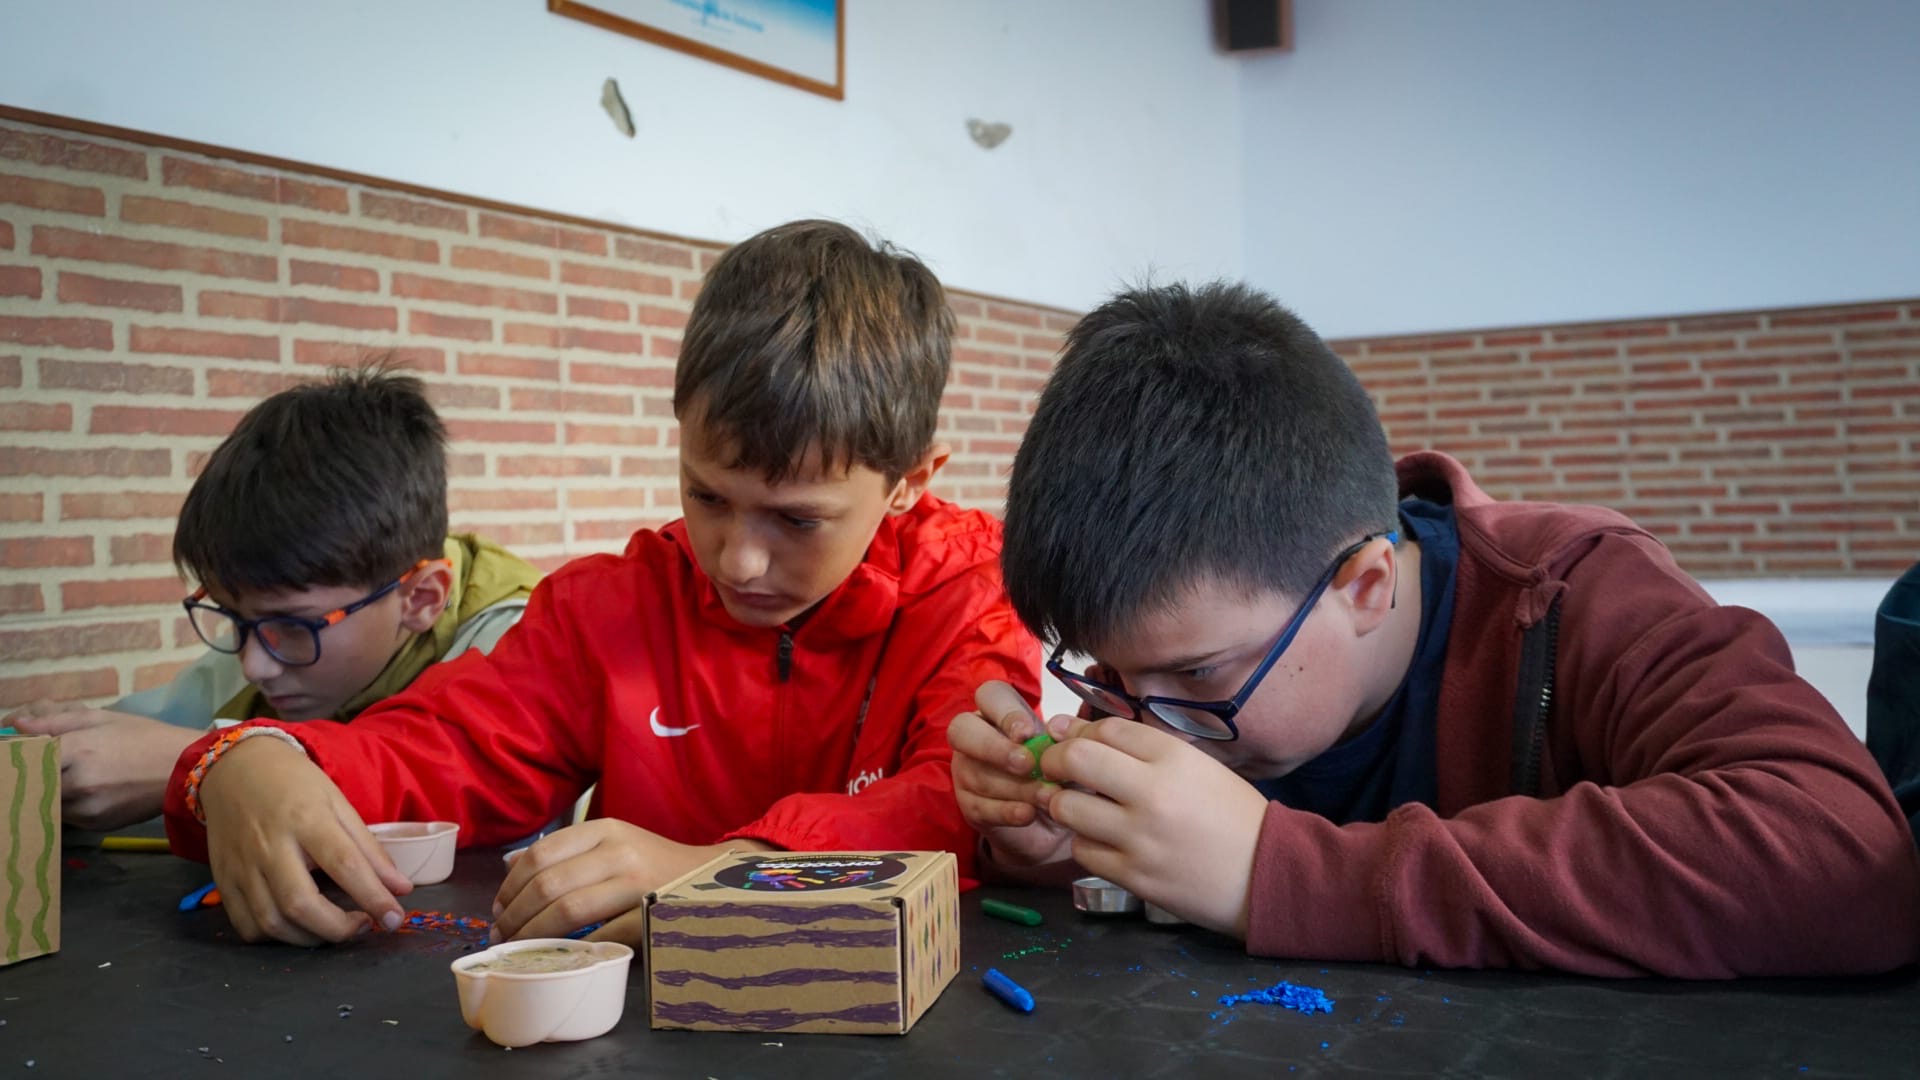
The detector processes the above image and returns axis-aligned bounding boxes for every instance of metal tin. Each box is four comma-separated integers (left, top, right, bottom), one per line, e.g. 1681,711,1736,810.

1143,902,1186,926
1071,876,1142,915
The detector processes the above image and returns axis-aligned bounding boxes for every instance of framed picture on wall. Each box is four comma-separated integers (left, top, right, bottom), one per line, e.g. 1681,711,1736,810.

549,0,845,101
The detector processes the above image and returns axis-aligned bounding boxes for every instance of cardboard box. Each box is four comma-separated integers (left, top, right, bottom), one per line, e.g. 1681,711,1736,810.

1,734,60,966
646,850,959,1034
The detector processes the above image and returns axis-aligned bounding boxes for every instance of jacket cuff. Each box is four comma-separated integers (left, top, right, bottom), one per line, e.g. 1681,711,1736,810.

1245,801,1394,963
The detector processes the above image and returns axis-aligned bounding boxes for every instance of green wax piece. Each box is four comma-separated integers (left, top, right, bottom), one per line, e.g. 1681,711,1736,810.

1023,733,1055,780
981,898,1045,926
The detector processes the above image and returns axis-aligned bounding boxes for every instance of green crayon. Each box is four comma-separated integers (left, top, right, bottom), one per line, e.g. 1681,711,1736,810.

981,898,1044,926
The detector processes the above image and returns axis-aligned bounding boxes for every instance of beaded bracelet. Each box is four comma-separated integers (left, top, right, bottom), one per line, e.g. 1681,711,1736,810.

182,724,308,824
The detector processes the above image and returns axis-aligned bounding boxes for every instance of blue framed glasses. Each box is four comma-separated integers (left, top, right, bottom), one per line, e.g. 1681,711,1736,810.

182,558,445,668
1046,531,1398,741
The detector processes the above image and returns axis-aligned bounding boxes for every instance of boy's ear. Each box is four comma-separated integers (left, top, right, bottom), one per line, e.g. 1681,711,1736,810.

397,561,453,634
887,442,951,514
1333,537,1398,638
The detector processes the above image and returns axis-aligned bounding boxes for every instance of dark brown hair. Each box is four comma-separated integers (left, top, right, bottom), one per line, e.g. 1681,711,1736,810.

673,219,952,483
174,361,448,595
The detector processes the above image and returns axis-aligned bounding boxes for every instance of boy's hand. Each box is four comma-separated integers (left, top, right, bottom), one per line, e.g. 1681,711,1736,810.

197,736,414,946
948,680,1074,870
1035,715,1267,938
6,702,200,831
491,820,772,946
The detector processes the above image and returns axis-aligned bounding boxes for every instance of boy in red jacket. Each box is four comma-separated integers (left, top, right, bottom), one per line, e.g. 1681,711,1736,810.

950,281,1920,977
165,220,1041,947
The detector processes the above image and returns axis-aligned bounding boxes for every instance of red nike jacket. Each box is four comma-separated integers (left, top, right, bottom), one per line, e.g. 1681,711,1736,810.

162,495,1041,873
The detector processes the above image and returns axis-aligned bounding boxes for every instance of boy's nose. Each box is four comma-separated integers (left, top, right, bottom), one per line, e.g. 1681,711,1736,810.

236,633,286,684
717,531,770,585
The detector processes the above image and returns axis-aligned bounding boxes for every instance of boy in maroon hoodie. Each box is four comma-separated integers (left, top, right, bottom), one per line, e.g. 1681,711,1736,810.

950,281,1920,977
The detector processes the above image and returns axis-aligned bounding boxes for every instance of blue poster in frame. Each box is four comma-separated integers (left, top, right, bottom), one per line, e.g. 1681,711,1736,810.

550,0,844,101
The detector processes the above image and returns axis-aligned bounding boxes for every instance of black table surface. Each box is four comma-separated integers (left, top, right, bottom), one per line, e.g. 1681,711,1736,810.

2,841,1916,1079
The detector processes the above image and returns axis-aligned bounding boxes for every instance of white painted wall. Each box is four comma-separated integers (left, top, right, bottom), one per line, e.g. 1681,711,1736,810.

1240,0,1920,338
0,0,1245,312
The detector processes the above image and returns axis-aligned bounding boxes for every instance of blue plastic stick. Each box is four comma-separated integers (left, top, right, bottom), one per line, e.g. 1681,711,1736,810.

982,968,1035,1013
564,921,605,940
178,882,218,912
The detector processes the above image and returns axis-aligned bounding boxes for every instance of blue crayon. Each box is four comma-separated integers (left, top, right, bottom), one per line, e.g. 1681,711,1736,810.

564,921,604,940
982,968,1035,1013
178,882,218,912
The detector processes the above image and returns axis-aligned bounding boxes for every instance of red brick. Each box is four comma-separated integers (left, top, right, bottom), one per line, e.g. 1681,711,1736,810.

563,327,645,354
0,583,43,615
975,326,1019,347
120,194,269,240
1550,323,1672,343
392,272,557,313
60,491,185,519
509,387,634,415
496,454,613,477
565,422,663,447
0,220,12,249
1769,306,1900,328
569,360,672,388
457,352,559,381
62,576,184,609
56,271,181,312
109,532,174,565
283,218,439,262
292,340,445,372
280,178,350,214
0,668,120,709
613,235,698,268
290,259,380,292
206,367,303,398
451,245,552,280
32,225,276,280
558,227,607,256
566,295,630,322
503,322,561,347
0,492,43,521
478,214,560,247
132,660,195,692
637,304,688,329
197,290,279,321
160,156,275,200
0,315,113,350
567,487,653,509
0,129,147,178
0,172,106,215
0,264,40,298
0,621,161,662
285,296,399,331
575,518,653,542
984,304,1044,330
448,488,559,512
0,536,93,568
38,358,188,398
444,418,557,443
408,310,493,341
1745,332,1836,350
130,326,278,361
954,347,1020,368
0,402,71,431
90,404,243,437
617,457,677,476
359,191,469,232
559,261,672,295
649,335,681,360
1675,315,1762,334
425,383,502,410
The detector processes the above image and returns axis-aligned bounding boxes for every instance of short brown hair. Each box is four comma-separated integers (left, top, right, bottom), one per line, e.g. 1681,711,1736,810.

673,219,952,483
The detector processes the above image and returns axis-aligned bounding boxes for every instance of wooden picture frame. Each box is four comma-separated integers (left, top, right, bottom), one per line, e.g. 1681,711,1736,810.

550,0,845,101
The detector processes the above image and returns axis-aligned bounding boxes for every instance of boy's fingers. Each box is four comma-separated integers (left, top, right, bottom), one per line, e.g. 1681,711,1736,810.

1046,711,1182,762
1040,731,1156,805
304,816,403,937
496,822,600,912
954,785,1037,829
974,681,1040,742
342,811,416,900
1044,785,1130,847
259,850,348,945
511,876,633,942
588,907,647,947
949,712,1040,778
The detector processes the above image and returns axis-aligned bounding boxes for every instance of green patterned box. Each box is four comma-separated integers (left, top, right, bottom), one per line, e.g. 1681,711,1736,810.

2,734,60,966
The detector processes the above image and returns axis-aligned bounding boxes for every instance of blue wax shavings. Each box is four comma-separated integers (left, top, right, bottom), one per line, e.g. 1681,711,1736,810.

1216,980,1336,1015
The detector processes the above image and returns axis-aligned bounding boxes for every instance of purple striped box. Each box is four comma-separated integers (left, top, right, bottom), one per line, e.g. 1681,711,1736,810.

645,850,960,1034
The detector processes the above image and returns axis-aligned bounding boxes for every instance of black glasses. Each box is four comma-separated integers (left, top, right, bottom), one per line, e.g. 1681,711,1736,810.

1046,531,1398,741
182,559,443,668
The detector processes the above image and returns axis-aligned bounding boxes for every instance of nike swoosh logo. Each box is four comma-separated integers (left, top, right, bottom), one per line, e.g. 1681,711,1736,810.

649,706,700,737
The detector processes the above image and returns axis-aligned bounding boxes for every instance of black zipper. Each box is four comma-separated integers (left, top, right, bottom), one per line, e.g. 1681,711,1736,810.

1509,597,1561,797
776,630,795,682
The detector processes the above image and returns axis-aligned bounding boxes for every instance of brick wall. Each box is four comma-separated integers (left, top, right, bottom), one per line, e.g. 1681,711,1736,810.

0,115,1066,708
1336,303,1920,578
